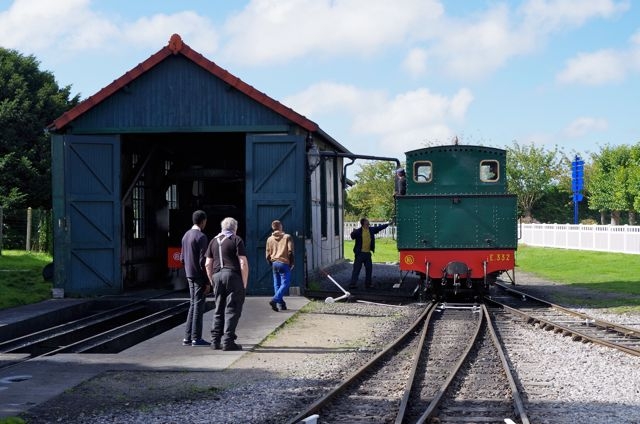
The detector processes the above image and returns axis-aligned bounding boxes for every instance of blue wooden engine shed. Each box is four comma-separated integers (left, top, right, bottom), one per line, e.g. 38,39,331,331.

48,34,349,297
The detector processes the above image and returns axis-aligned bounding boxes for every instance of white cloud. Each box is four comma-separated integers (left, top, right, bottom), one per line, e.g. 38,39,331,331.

122,12,219,55
376,123,455,157
283,81,386,117
285,82,473,158
423,0,630,81
3,0,628,88
352,88,473,135
220,0,444,65
519,0,629,33
628,30,640,72
0,0,218,58
0,0,106,53
564,117,608,137
220,0,629,78
555,25,640,85
428,5,528,80
537,2,637,86
402,48,429,77
556,49,626,85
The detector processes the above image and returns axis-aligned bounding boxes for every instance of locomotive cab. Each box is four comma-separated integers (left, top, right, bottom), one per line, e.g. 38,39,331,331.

395,145,517,300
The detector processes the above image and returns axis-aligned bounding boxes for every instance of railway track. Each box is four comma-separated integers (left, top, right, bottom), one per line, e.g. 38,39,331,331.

488,282,640,356
423,306,528,424
0,293,197,371
286,302,529,424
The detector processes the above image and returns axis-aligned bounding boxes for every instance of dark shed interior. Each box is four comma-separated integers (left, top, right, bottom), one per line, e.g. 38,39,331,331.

120,132,245,288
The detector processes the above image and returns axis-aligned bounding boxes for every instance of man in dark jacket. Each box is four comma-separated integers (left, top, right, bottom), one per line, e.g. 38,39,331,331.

181,210,210,346
349,218,390,289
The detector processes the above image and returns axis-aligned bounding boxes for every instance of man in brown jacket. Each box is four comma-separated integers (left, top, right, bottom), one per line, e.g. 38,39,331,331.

265,220,294,311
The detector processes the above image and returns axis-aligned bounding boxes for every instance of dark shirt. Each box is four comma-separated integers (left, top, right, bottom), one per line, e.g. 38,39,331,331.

205,234,247,273
350,223,389,254
395,175,407,195
181,228,208,280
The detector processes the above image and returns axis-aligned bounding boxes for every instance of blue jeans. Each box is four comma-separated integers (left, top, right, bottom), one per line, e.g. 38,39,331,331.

271,261,291,304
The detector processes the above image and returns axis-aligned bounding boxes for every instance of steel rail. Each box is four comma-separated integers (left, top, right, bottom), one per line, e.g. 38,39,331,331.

0,291,190,371
483,304,530,424
0,303,147,353
414,304,483,424
491,281,640,357
393,302,439,423
285,302,435,424
51,301,190,354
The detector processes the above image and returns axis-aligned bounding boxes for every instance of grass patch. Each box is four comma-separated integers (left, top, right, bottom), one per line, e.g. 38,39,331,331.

343,238,399,264
516,245,640,296
516,245,640,312
0,417,26,424
0,250,53,310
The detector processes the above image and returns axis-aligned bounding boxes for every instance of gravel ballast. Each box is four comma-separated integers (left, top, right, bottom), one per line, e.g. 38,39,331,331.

21,264,640,424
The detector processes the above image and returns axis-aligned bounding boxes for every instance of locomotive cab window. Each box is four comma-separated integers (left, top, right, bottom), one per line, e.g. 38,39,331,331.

414,161,432,183
480,160,499,182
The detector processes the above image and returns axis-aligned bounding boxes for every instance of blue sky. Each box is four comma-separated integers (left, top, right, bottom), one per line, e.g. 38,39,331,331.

1,0,638,163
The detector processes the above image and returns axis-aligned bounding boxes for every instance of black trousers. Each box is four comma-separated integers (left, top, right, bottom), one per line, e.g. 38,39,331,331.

350,251,372,286
211,269,245,346
184,277,207,340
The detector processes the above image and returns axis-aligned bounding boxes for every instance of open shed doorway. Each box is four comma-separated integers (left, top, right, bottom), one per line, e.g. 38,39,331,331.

120,132,246,289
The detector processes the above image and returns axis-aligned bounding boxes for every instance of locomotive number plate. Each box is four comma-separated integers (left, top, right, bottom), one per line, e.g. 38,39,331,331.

488,253,511,262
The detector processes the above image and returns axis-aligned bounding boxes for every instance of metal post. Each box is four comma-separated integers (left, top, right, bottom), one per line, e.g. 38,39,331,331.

571,156,584,225
26,207,32,251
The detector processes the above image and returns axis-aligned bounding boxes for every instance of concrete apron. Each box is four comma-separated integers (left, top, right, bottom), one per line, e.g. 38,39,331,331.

0,296,308,418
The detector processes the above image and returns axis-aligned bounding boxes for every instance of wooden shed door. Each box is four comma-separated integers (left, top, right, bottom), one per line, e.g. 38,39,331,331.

246,135,305,295
59,135,121,295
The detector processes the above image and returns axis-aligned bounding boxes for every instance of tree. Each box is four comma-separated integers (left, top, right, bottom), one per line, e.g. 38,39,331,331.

627,143,640,225
531,185,572,223
588,143,640,224
0,47,79,209
506,141,563,221
345,161,397,221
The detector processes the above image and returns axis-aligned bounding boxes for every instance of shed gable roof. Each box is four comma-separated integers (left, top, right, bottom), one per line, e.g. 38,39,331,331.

49,34,320,133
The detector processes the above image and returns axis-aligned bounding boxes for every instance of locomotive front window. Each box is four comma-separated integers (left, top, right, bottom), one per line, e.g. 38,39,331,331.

414,161,432,183
480,160,499,182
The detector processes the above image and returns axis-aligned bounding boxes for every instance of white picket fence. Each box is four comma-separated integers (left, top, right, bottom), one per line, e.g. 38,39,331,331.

518,223,640,255
344,221,396,239
344,222,640,255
